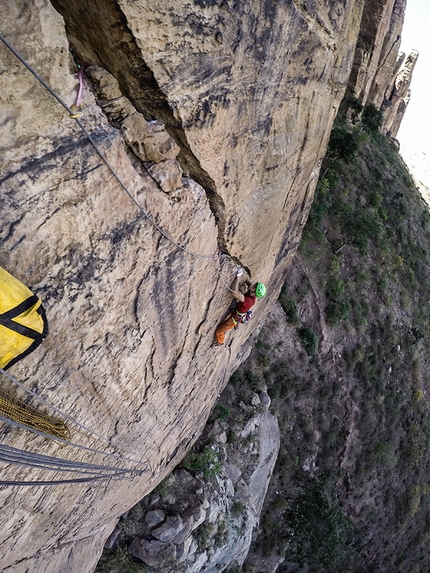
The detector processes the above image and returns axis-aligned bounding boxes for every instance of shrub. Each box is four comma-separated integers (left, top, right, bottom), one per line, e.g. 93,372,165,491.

370,441,397,468
95,546,146,573
245,369,265,391
341,210,381,253
279,291,299,325
327,126,361,163
284,471,353,570
362,103,383,133
181,446,223,479
326,299,352,325
297,327,318,356
212,403,231,421
232,500,247,517
346,92,363,124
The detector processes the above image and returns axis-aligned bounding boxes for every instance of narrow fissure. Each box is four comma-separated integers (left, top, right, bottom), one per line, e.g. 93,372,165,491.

50,0,233,255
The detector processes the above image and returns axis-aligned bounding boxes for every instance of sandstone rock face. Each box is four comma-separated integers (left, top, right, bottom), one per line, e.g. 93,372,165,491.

381,49,419,137
49,0,366,275
349,0,406,108
0,0,407,571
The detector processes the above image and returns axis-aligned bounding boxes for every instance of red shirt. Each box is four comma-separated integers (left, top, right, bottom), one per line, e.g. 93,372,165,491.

236,294,256,315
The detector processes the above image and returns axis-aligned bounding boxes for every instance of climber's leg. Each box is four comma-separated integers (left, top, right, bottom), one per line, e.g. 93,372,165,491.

214,317,236,345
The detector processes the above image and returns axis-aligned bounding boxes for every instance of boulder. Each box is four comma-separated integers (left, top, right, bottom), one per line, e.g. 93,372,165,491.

122,115,180,163
129,537,176,566
144,509,166,529
147,159,184,193
152,514,186,543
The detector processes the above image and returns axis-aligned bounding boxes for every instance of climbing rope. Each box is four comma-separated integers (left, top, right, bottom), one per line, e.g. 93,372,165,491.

0,443,133,476
0,368,153,472
0,411,152,478
0,32,247,289
217,250,245,294
0,32,219,262
0,387,70,440
0,476,125,487
0,33,247,483
0,441,138,485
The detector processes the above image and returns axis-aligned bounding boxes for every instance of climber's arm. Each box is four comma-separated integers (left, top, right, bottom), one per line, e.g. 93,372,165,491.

231,275,245,302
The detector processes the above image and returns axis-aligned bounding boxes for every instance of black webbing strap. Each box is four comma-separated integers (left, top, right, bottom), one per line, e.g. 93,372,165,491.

1,295,39,319
0,297,43,340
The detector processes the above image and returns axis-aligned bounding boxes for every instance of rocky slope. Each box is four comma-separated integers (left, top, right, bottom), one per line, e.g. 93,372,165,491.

243,126,430,572
0,0,412,571
97,388,279,572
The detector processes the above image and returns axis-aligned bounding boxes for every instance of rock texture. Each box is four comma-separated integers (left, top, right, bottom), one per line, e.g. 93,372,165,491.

349,0,406,108
381,49,419,137
0,0,413,571
105,389,279,572
344,0,418,138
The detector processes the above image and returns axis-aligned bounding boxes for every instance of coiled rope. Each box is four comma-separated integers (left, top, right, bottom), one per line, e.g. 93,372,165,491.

0,387,70,440
0,368,152,471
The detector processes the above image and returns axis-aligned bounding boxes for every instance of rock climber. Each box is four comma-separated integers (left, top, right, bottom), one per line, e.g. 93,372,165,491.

211,269,266,347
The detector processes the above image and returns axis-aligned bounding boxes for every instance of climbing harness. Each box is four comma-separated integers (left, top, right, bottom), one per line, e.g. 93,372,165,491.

234,309,253,324
229,297,253,324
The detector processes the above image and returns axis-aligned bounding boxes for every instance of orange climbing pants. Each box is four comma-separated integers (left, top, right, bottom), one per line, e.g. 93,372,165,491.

215,316,237,345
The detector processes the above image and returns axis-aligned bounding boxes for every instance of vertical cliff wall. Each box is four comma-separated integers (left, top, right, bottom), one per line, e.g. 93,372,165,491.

344,0,417,138
381,49,419,137
348,0,406,107
0,0,410,571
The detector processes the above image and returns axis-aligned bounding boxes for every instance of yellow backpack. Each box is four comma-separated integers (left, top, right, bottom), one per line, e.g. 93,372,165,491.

0,267,48,369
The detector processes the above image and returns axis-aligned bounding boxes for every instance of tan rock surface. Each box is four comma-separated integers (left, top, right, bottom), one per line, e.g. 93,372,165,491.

382,49,419,137
349,0,406,108
0,0,409,571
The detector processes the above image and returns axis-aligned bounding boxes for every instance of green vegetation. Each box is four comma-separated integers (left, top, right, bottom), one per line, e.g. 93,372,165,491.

279,288,299,325
361,102,384,133
181,445,223,479
96,546,148,573
211,403,231,421
296,326,318,355
284,472,353,570
241,100,430,572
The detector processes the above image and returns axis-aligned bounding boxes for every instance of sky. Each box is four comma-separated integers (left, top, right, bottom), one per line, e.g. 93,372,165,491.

396,0,430,189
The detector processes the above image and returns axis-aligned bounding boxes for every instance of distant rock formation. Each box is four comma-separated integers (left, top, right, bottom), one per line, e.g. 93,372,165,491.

348,0,406,108
381,49,419,137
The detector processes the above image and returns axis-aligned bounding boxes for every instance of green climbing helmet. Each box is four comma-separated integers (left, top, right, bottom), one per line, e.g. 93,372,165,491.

255,283,266,298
